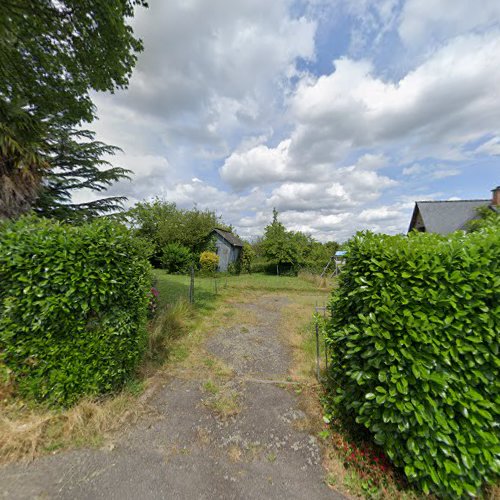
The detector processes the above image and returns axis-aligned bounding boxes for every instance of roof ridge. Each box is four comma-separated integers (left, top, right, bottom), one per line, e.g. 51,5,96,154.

416,199,489,204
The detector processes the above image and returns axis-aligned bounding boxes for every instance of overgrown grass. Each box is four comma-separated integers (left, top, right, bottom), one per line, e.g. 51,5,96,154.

0,390,143,464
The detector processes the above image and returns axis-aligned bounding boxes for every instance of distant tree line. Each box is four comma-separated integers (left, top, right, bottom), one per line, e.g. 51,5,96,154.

256,208,339,275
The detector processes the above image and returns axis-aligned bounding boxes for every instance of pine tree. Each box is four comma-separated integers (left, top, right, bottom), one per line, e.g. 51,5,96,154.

33,128,131,222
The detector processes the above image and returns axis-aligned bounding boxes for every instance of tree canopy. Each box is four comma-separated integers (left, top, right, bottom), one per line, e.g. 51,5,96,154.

0,0,146,219
0,0,147,122
260,208,339,274
127,198,225,266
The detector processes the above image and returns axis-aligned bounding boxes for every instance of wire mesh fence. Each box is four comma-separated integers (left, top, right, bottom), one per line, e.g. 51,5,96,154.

313,302,330,383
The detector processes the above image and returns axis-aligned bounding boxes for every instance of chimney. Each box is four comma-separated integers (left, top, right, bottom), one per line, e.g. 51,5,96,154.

492,186,500,206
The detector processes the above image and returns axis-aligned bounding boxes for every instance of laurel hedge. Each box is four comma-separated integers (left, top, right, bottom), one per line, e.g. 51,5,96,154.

0,217,151,406
326,221,499,497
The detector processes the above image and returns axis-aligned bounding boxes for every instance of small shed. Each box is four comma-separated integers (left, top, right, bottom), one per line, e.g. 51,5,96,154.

212,228,244,272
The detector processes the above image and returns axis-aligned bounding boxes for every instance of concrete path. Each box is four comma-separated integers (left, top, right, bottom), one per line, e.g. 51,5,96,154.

0,295,344,499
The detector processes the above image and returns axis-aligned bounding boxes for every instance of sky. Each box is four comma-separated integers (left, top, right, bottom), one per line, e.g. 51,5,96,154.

79,0,500,242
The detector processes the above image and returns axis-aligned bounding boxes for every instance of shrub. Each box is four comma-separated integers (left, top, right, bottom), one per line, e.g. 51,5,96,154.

240,243,255,274
199,251,219,274
0,216,152,406
326,223,499,497
160,242,192,273
227,262,239,275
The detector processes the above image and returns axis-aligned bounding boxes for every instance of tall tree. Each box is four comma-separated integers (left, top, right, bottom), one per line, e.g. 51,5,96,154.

0,0,147,122
33,127,131,222
0,101,49,218
261,208,302,275
0,0,147,219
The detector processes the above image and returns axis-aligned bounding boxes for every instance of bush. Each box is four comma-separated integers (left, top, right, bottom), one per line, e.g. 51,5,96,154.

0,216,152,406
240,243,255,274
326,223,499,497
199,251,219,274
227,262,239,275
160,242,193,273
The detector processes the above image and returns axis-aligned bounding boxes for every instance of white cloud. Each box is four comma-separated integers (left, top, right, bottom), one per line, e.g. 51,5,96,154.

113,0,316,140
475,137,500,156
402,163,424,176
219,140,292,190
73,1,500,244
399,0,500,49
402,163,461,180
430,169,460,180
289,32,500,165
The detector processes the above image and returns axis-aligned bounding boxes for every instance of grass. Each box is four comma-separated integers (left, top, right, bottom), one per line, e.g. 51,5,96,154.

0,391,143,464
203,388,241,419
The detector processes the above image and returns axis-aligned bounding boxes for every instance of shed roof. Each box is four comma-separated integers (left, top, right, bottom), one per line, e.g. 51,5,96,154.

408,199,490,235
213,228,244,247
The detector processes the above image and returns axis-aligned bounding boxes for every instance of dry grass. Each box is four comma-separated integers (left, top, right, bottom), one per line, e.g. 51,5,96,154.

146,299,192,363
297,270,336,291
0,394,143,464
228,445,243,462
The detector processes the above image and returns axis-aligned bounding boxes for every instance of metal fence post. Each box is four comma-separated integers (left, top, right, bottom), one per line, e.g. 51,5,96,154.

315,318,321,381
189,266,195,304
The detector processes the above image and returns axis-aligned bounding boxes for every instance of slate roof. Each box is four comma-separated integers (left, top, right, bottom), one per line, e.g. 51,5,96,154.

408,199,490,235
213,228,244,247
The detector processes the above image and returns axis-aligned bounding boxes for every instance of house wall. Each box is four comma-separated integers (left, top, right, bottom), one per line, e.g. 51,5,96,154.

214,234,241,271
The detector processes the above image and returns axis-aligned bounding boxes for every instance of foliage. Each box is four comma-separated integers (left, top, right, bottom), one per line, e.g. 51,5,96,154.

0,0,146,219
325,222,500,497
0,0,147,123
0,102,49,219
0,216,152,406
227,262,239,275
199,251,219,275
259,209,339,275
240,243,255,274
148,286,159,318
466,206,500,233
261,209,304,274
127,198,223,266
160,243,193,274
33,127,131,221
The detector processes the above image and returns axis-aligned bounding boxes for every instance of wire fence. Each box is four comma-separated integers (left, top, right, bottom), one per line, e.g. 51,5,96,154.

314,302,330,384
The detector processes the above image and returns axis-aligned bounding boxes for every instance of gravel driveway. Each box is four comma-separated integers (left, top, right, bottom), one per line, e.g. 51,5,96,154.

0,295,344,500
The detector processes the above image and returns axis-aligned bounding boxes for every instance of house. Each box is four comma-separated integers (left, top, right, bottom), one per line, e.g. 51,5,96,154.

408,186,499,235
212,228,244,272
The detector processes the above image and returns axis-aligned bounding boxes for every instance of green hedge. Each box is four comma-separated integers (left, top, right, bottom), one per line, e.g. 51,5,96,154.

0,216,151,406
326,223,499,497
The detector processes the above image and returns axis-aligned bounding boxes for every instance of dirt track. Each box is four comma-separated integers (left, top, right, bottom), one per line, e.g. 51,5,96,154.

0,295,343,499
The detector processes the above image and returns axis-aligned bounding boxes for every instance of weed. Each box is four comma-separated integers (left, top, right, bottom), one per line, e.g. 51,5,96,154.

228,445,242,462
266,451,277,463
204,388,241,419
202,358,215,368
202,380,220,395
147,299,191,361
